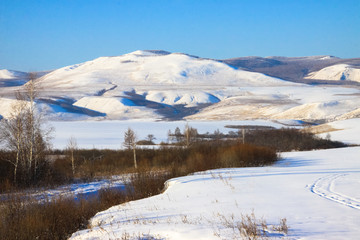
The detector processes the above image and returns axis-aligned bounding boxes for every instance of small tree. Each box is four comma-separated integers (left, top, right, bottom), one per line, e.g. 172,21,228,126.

146,134,156,144
123,127,137,169
66,136,78,176
174,127,182,143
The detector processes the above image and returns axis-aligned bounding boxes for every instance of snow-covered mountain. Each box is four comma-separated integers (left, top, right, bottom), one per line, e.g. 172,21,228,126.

1,50,360,122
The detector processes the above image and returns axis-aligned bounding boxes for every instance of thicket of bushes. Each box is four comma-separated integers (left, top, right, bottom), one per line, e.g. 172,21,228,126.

245,128,346,151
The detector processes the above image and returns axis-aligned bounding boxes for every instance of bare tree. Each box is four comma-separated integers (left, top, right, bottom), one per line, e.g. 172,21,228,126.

0,98,28,183
0,73,52,185
184,123,198,147
167,129,174,143
66,136,78,176
123,127,137,169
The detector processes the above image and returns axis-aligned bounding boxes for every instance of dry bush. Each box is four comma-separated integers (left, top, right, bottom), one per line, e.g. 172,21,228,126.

273,218,289,234
127,170,172,199
238,212,267,239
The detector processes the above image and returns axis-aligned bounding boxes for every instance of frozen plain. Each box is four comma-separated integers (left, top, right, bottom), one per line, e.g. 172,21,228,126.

68,119,360,240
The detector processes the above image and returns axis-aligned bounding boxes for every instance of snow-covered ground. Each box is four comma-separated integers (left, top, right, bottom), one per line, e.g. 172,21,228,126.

70,146,360,240
67,119,360,240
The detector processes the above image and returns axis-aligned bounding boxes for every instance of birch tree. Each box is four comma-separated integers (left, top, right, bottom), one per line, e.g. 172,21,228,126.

66,136,78,176
0,97,27,184
0,73,52,185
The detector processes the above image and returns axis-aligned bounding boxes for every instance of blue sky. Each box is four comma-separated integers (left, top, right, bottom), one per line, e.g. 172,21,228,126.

1,0,359,71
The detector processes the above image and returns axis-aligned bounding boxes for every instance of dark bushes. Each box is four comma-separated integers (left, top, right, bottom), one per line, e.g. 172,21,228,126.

245,128,346,151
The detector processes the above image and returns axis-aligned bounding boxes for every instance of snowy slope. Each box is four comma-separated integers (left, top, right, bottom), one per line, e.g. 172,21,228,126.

311,118,360,145
186,85,360,121
70,146,360,240
73,96,161,120
305,64,360,82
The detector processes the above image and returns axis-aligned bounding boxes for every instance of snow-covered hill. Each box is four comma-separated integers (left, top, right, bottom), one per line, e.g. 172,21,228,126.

1,50,360,122
305,64,360,82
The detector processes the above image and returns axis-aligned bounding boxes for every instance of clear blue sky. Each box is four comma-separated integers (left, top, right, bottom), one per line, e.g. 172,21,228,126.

1,0,359,71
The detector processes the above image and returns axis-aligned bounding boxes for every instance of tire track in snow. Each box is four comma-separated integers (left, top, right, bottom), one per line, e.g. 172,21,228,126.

310,173,360,210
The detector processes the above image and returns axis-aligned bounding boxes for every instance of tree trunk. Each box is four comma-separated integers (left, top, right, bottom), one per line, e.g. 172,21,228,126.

71,151,75,176
133,146,137,169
